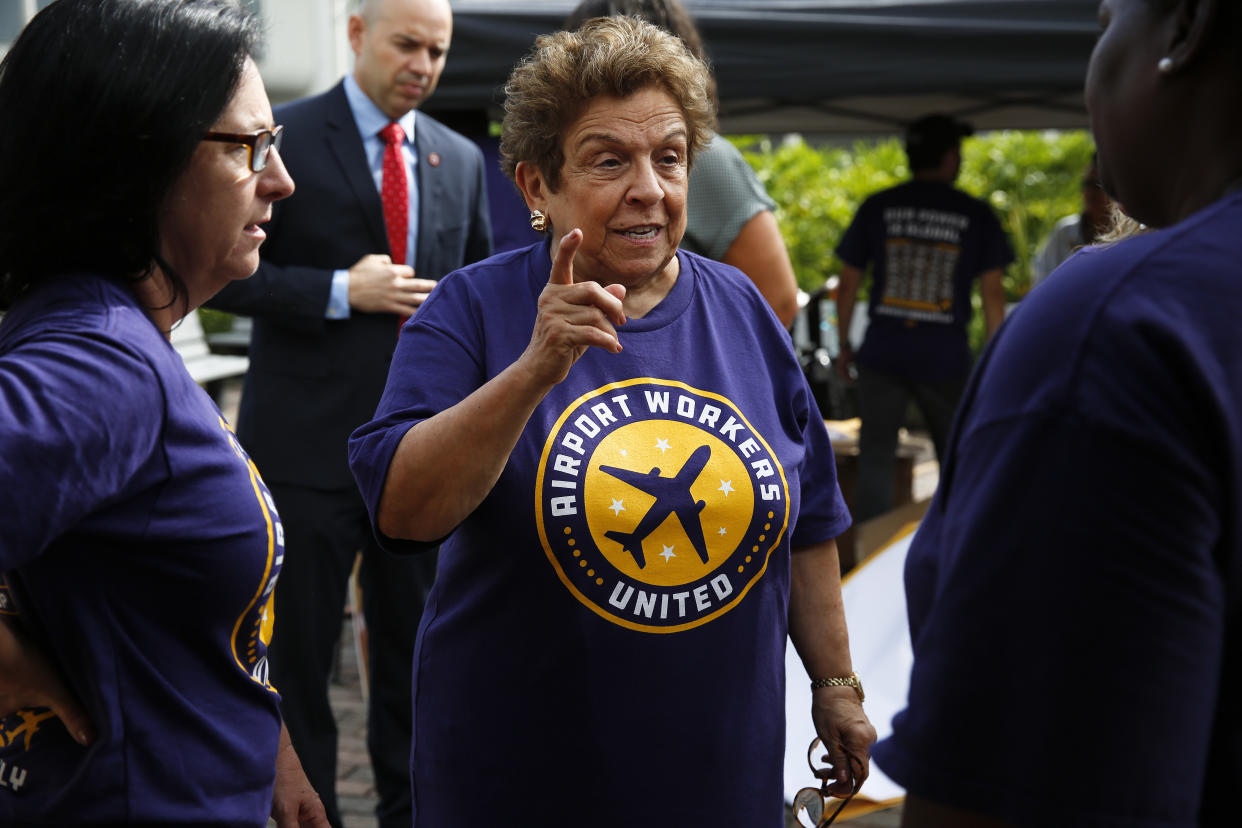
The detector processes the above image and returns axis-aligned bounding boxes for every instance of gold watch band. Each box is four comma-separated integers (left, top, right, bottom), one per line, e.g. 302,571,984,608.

810,671,864,702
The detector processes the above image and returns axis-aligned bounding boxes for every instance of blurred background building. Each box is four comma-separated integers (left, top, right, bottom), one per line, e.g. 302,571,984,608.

2,0,346,102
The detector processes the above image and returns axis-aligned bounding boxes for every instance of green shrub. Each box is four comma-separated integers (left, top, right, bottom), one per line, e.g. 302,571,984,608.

197,306,237,336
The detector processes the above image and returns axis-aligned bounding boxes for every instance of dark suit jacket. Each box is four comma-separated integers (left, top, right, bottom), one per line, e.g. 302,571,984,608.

210,81,493,490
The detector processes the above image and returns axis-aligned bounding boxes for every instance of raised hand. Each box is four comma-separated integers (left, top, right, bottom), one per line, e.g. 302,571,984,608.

517,229,627,388
347,253,437,316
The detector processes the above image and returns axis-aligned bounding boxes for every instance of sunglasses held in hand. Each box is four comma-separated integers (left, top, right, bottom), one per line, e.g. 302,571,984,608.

792,737,863,827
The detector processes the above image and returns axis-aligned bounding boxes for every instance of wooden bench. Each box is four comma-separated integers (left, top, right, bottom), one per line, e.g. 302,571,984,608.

171,309,249,396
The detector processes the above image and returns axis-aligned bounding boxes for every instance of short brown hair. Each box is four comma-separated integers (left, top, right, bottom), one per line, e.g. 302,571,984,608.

564,0,707,63
500,15,714,191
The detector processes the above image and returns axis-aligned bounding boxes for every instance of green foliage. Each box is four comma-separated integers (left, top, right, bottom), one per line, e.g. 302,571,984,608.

733,130,1096,296
958,130,1096,299
197,306,236,336
731,129,1095,351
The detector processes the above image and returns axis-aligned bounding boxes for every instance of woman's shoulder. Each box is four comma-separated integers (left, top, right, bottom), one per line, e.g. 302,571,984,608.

1044,194,1242,312
0,275,170,472
681,250,787,328
4,274,152,342
976,196,1242,433
2,274,172,392
1002,239,1166,372
681,248,754,289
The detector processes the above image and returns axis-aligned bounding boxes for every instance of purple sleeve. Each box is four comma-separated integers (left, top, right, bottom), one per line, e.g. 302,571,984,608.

348,277,486,553
0,331,161,569
789,395,852,548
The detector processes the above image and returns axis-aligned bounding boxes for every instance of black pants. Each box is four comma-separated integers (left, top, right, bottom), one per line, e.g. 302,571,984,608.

854,367,965,523
266,483,436,828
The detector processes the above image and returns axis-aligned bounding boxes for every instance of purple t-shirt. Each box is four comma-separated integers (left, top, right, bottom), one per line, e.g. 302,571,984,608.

836,180,1013,380
349,243,851,828
0,275,285,825
874,194,1242,826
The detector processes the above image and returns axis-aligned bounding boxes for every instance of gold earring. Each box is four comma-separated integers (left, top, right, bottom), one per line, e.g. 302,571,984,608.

529,209,548,233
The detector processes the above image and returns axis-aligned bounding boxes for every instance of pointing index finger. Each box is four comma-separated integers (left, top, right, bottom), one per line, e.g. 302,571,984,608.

549,229,582,286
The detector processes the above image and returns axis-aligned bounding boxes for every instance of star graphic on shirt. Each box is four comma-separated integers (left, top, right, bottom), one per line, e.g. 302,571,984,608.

619,449,628,457
609,498,626,516
660,545,676,562
718,527,728,536
654,438,671,454
718,480,735,496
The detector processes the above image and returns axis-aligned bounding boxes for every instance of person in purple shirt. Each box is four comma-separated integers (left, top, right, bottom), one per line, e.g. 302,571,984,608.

0,1,323,825
348,17,874,827
875,0,1242,825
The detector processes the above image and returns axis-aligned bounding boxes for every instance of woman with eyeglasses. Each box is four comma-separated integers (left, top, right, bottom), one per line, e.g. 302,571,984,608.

0,1,323,825
874,0,1242,825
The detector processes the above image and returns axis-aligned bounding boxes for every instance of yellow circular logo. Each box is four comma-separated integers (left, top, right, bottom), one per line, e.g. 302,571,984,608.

535,379,789,633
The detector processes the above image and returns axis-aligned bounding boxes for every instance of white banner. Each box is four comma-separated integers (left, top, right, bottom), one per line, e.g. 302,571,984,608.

784,525,917,807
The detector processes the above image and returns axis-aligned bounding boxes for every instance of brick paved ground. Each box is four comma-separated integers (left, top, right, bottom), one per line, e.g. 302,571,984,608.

331,616,381,828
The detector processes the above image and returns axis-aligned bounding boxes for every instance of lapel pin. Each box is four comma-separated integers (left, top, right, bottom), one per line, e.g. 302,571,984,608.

428,152,441,167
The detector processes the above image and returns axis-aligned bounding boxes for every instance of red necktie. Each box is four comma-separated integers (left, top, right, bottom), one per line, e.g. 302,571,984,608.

379,122,408,266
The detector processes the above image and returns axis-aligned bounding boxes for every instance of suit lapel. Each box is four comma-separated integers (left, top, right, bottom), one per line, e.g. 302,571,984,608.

321,82,389,255
414,120,446,275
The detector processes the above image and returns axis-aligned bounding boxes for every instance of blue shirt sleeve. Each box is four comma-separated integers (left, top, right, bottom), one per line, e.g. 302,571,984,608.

326,269,351,319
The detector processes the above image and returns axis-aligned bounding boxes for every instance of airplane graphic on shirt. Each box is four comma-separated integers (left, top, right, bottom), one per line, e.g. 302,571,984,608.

600,444,711,569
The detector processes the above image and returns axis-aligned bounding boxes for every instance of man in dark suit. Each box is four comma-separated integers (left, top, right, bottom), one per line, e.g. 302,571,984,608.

209,0,491,825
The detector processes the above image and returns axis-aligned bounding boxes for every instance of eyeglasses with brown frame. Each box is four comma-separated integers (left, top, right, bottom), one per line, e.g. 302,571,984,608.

791,737,863,827
202,124,284,173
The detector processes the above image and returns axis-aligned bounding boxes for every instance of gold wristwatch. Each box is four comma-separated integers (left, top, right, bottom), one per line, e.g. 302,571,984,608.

810,671,864,702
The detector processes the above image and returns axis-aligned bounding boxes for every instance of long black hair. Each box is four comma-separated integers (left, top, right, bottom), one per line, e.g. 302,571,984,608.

0,0,262,310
